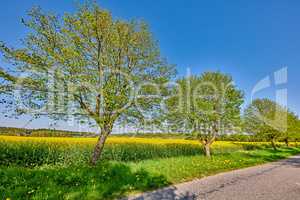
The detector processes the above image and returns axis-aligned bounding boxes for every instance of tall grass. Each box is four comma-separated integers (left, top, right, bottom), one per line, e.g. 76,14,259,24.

0,136,206,166
0,136,292,167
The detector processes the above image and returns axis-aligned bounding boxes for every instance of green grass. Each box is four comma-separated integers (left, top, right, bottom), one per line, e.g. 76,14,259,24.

1,147,300,200
129,147,300,183
0,162,168,200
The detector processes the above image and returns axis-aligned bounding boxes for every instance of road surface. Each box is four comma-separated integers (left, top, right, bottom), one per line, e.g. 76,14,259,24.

124,155,300,200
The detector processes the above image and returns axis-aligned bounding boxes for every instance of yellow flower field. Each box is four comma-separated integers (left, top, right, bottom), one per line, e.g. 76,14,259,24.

0,135,242,146
0,135,201,144
0,135,287,147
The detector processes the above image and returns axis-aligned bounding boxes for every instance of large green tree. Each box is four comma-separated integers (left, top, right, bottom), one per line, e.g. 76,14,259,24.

244,98,288,150
0,4,175,164
165,72,244,157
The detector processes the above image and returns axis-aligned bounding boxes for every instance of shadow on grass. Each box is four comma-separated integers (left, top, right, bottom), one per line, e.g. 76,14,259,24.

0,162,169,200
245,147,300,163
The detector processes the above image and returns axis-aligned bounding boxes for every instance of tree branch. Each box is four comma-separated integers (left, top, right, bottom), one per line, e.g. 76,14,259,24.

0,67,17,83
74,93,96,117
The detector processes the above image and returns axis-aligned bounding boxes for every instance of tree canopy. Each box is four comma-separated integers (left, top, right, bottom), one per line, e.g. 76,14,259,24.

243,98,295,149
164,72,244,156
0,3,175,164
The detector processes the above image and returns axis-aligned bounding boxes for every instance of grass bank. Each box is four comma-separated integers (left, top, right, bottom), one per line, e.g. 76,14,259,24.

1,147,300,200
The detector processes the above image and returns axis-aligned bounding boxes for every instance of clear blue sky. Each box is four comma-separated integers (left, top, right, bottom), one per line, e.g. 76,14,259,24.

1,0,300,130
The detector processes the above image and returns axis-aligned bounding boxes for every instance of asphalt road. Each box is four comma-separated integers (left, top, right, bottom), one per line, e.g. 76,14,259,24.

124,155,300,200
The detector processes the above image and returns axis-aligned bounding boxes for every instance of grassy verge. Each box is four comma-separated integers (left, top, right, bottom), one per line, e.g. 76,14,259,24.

129,147,300,183
1,147,299,200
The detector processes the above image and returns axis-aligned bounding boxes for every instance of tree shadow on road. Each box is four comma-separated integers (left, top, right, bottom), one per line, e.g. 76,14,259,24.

278,155,300,168
122,186,197,200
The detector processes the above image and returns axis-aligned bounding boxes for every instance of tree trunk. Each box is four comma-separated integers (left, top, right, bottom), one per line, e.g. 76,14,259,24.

271,137,277,151
284,138,289,147
205,124,218,158
90,127,110,165
204,143,211,158
201,135,216,158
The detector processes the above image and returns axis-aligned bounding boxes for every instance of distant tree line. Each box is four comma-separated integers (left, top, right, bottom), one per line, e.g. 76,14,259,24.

0,127,97,137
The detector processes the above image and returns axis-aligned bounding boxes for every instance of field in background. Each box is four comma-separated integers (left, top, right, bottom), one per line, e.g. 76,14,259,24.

0,126,276,142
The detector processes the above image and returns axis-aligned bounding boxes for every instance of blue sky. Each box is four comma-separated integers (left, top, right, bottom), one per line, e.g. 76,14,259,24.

1,0,300,130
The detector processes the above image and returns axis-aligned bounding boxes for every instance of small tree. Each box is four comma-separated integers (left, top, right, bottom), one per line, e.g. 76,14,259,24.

293,122,300,147
0,4,175,165
244,99,288,150
282,111,299,146
165,72,244,157
287,115,300,147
